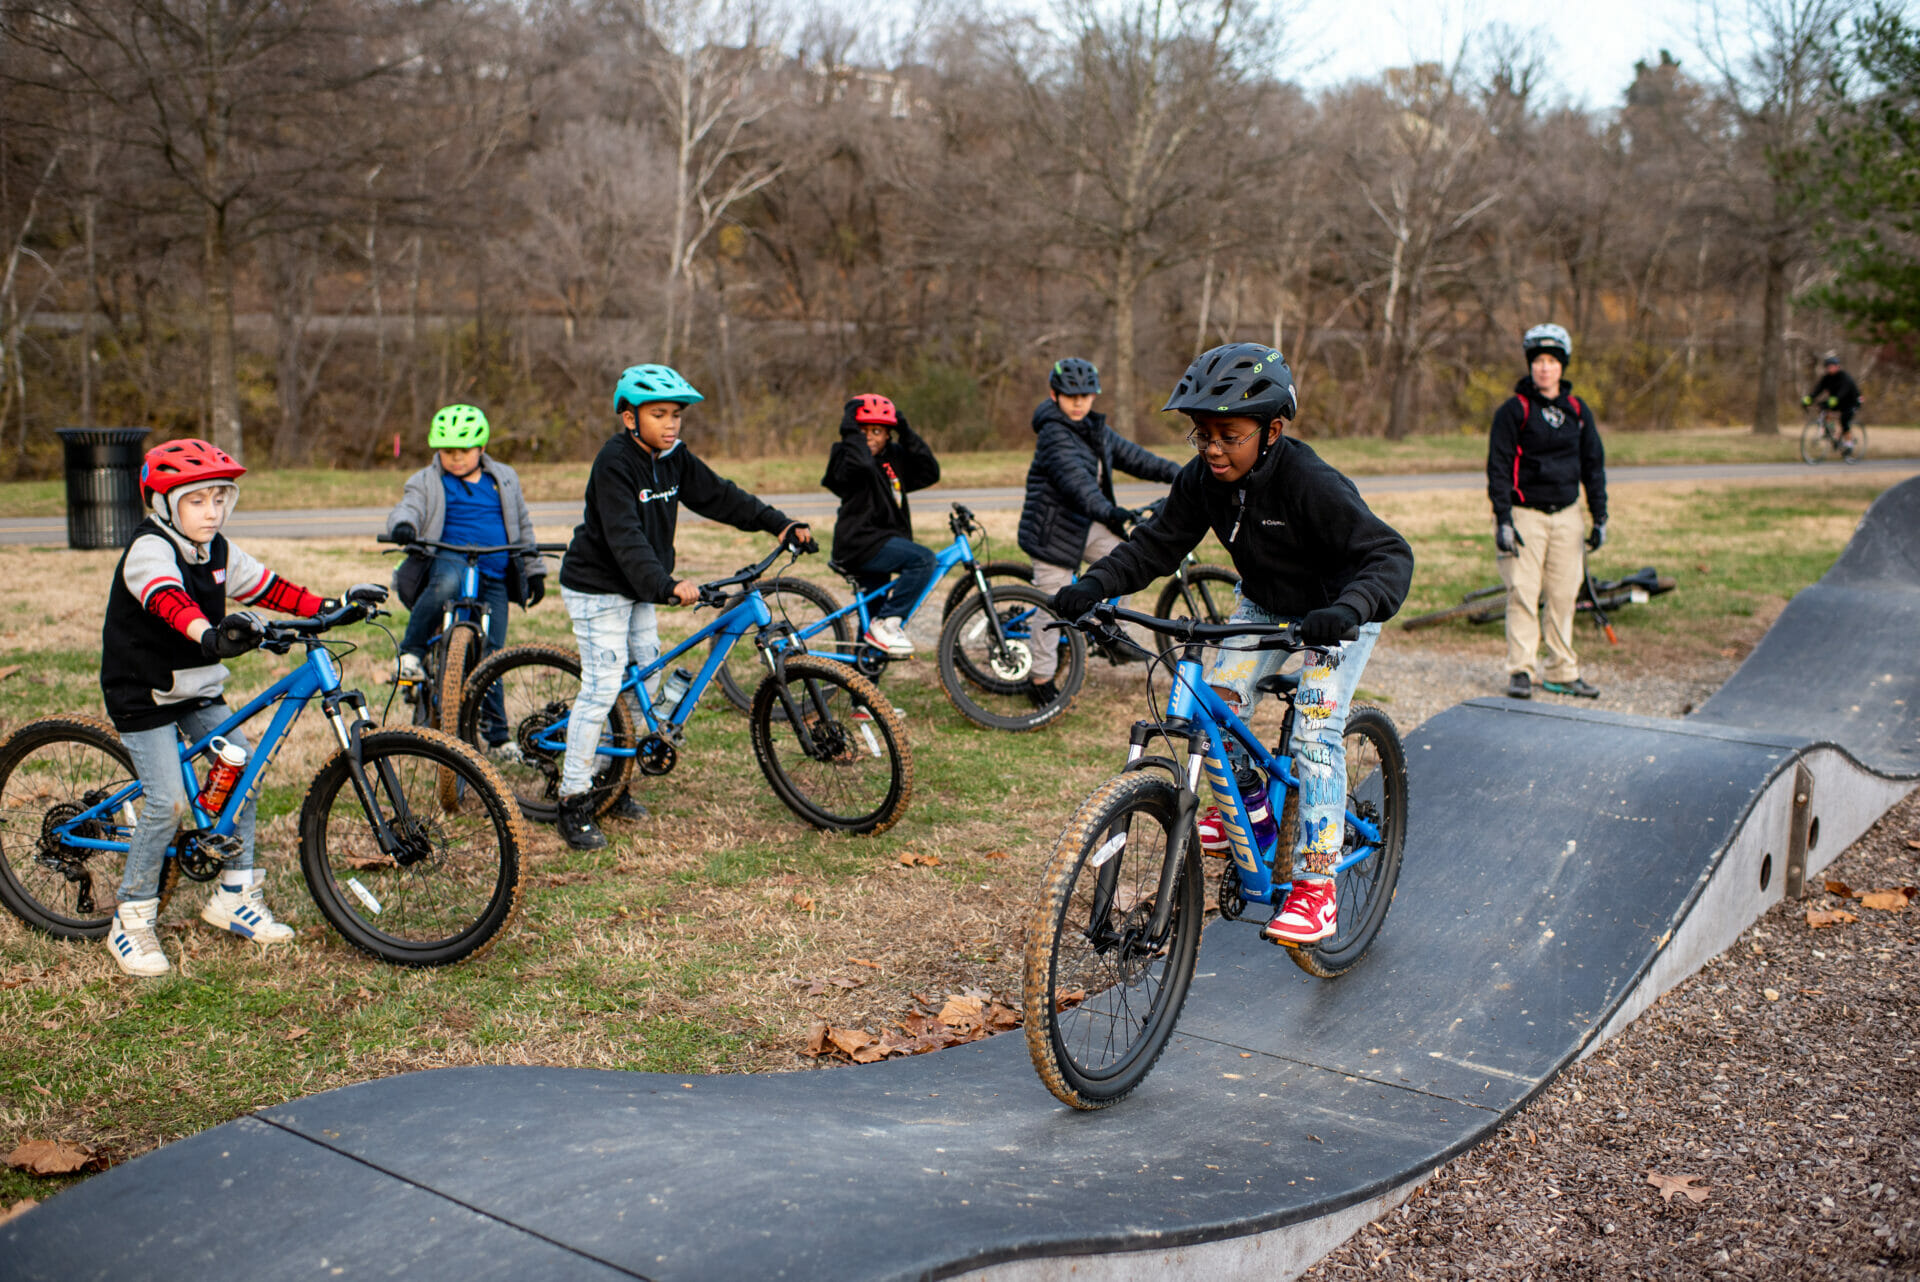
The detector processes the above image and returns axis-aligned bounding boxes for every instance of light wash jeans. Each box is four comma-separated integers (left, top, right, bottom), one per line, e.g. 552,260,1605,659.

1201,595,1380,874
118,704,255,901
559,588,659,799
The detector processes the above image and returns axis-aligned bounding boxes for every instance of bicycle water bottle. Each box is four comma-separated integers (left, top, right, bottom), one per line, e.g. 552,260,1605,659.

1236,766,1280,859
196,737,248,814
658,667,695,716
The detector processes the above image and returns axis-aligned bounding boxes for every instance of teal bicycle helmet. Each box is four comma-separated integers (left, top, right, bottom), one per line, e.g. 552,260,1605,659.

614,364,704,410
428,404,490,449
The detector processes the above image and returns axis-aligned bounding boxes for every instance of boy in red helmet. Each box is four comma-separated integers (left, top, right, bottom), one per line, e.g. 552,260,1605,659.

99,439,373,977
821,394,941,657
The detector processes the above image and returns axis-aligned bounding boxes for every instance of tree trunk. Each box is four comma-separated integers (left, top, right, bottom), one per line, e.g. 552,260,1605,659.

1111,272,1137,440
1753,233,1788,435
204,203,243,461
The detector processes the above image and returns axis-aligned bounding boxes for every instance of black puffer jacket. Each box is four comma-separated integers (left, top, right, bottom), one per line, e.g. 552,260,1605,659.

821,401,941,567
1081,438,1413,624
1809,369,1862,412
1017,400,1182,566
1486,378,1606,528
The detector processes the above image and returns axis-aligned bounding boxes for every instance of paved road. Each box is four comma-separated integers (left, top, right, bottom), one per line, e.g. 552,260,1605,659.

5,458,1916,545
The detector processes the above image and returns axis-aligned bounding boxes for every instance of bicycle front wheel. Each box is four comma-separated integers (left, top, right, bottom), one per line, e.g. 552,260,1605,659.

299,727,525,966
457,643,636,822
750,656,910,834
937,584,1086,732
1024,771,1203,1110
1152,565,1239,655
1289,705,1408,979
0,715,173,939
715,577,850,713
1801,418,1834,464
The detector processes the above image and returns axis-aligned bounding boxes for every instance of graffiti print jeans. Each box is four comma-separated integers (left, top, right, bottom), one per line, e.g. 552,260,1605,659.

1201,595,1381,874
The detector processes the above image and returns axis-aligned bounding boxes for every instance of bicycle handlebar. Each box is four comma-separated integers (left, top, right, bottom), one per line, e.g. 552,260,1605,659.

377,534,567,556
1064,601,1358,651
694,534,820,607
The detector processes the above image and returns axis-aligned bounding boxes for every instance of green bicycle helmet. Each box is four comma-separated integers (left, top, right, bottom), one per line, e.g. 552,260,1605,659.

614,364,704,410
428,404,490,449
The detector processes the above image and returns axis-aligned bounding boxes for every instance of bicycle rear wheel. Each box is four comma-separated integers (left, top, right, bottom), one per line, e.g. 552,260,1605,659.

299,727,525,966
1289,705,1407,979
1846,424,1867,463
0,715,175,939
1024,771,1203,1109
435,622,484,806
457,643,635,822
937,584,1086,731
714,578,850,713
1152,565,1240,655
749,656,910,834
1800,418,1835,464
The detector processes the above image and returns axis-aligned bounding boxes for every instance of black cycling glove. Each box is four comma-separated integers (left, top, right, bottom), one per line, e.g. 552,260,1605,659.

1586,523,1607,552
1298,604,1360,646
526,575,546,608
202,611,264,660
390,521,417,545
1050,580,1104,621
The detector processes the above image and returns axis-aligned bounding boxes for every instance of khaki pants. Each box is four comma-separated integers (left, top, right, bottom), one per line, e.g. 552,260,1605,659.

1499,504,1585,683
1029,524,1126,683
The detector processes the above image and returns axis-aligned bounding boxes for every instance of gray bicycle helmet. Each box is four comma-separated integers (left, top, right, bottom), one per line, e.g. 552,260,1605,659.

1048,358,1102,396
1162,343,1297,421
1522,323,1572,365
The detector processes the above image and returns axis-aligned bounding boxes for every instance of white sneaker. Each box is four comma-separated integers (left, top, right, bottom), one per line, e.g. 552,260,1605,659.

106,897,170,977
397,653,426,682
487,740,526,767
200,870,295,943
864,617,914,658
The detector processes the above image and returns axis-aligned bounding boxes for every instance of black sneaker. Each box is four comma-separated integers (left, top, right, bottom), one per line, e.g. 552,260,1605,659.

607,789,649,821
1506,672,1532,699
1542,678,1600,698
556,793,607,850
1028,679,1061,707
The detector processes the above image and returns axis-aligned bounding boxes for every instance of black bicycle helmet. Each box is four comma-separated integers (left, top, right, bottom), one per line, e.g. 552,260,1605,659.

1048,358,1102,396
1162,343,1296,421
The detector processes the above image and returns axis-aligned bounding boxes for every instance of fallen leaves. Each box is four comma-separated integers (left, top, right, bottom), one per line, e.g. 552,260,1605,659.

1645,1171,1710,1204
0,1199,38,1225
1806,908,1857,929
789,892,816,912
1859,888,1913,912
5,1139,94,1176
896,853,941,867
0,664,20,682
802,989,1023,1064
1811,884,1915,922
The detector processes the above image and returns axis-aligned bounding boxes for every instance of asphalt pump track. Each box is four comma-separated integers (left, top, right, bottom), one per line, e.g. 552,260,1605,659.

9,479,1919,1281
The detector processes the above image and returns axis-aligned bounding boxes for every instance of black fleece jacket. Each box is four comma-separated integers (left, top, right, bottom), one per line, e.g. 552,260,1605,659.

1486,377,1607,528
1808,369,1861,411
1080,438,1413,624
559,432,792,603
821,402,941,567
1018,400,1182,567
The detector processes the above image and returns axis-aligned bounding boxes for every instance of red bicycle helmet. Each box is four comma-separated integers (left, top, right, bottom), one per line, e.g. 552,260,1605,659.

140,438,245,515
850,394,898,427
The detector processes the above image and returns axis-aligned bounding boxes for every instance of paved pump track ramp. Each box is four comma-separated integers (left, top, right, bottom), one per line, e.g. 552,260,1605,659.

9,479,1919,1282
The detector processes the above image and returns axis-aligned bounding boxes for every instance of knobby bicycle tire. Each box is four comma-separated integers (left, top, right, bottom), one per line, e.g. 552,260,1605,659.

715,577,850,713
1288,705,1407,979
937,583,1086,732
939,560,1035,623
0,715,176,939
1400,583,1509,631
1024,771,1204,1109
749,656,911,835
457,643,635,822
435,622,484,807
299,726,526,966
1152,565,1240,655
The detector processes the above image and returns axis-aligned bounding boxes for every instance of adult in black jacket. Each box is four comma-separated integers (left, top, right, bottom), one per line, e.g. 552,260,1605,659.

1804,354,1863,452
1017,358,1182,699
821,394,940,656
1486,323,1607,701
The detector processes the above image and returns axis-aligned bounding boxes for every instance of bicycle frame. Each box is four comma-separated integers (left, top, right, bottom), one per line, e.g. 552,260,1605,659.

1124,649,1383,935
434,559,490,650
778,532,980,661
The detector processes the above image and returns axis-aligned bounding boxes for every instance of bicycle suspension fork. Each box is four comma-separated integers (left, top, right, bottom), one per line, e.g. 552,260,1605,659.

324,691,417,862
1102,720,1204,947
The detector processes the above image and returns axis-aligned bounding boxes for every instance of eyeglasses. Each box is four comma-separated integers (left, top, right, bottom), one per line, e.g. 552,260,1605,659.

1184,426,1261,454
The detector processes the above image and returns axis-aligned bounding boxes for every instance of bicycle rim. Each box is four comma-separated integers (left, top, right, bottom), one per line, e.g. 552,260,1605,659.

1291,705,1407,979
299,727,523,966
0,716,143,939
938,585,1085,732
1024,772,1202,1109
715,578,848,713
750,658,910,834
457,644,634,822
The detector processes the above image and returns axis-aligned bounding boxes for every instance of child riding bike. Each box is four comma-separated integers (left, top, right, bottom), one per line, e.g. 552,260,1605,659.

821,394,941,657
1048,343,1413,945
101,439,379,976
384,404,547,710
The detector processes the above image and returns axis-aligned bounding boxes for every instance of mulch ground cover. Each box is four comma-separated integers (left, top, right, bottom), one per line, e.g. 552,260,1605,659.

1306,788,1920,1281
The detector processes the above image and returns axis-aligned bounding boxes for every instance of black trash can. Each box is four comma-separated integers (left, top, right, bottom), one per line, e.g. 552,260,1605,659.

56,427,150,550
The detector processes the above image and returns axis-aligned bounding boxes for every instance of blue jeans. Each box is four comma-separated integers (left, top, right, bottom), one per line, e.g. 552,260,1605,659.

853,537,937,621
403,556,511,742
559,589,659,798
1201,595,1381,874
118,704,255,901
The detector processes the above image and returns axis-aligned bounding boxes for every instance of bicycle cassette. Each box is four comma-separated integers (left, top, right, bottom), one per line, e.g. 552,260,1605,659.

637,734,678,776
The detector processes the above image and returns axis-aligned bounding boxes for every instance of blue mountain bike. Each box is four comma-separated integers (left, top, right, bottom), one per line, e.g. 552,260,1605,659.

457,539,910,835
0,590,529,967
1023,602,1408,1109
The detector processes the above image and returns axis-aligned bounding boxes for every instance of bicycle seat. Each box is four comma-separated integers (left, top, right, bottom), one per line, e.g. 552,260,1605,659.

1253,671,1301,696
827,559,863,583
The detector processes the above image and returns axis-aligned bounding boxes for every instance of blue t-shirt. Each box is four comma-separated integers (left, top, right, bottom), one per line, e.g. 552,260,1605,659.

440,470,510,579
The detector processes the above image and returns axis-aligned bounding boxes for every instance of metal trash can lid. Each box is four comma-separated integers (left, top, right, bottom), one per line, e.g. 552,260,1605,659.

56,427,152,446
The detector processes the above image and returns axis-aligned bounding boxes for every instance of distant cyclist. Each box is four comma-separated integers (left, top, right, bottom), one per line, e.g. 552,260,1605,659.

1803,353,1862,457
